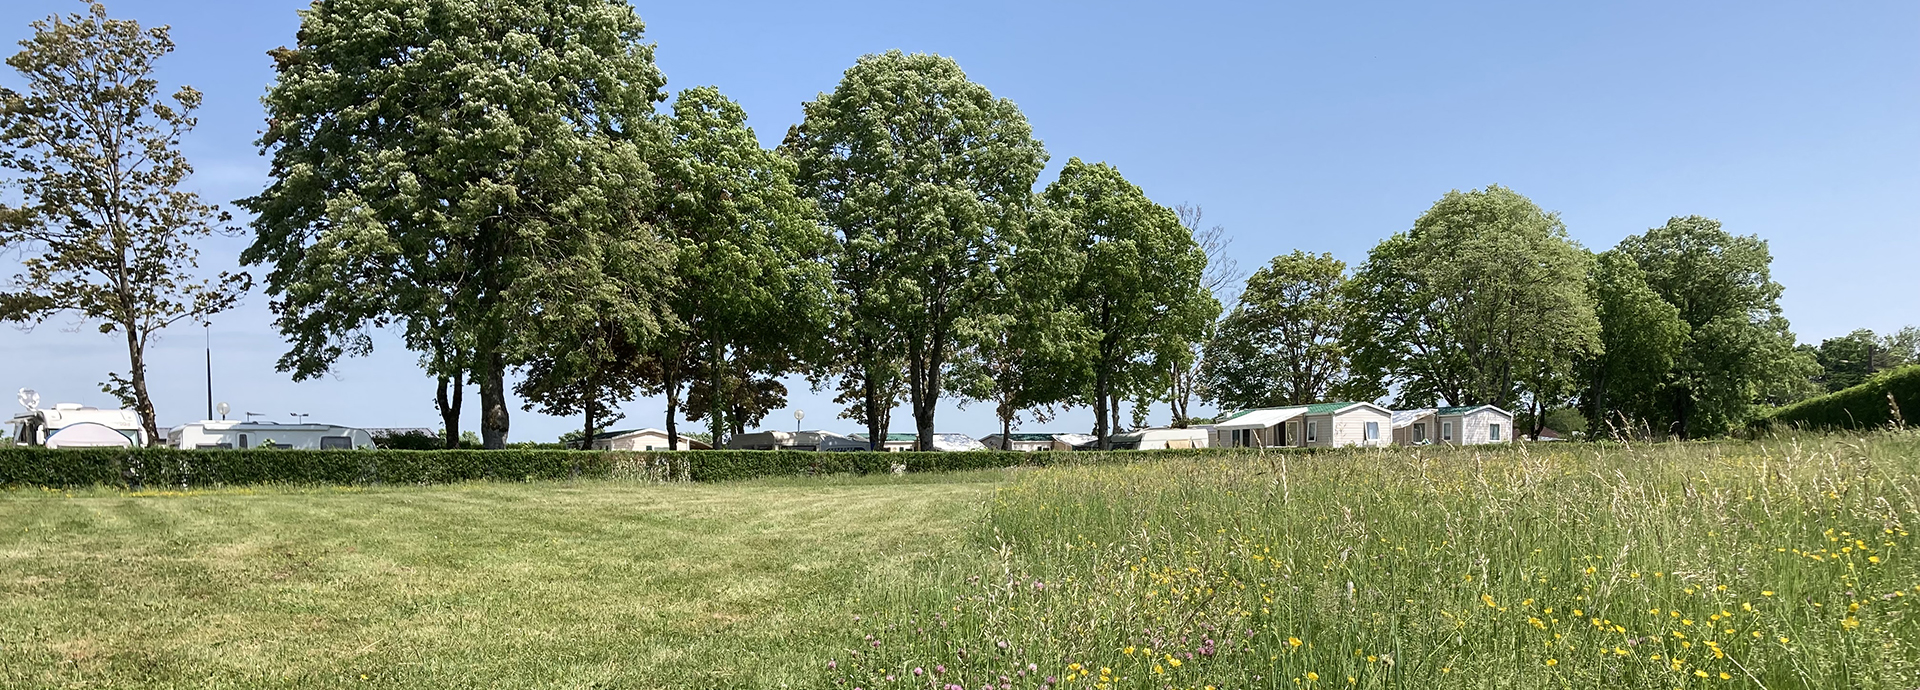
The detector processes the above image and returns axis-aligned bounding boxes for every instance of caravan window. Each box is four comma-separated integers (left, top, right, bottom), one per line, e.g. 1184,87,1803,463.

238,433,249,449
320,436,353,450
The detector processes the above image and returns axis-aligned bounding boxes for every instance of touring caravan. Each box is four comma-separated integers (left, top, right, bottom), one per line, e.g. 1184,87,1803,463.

7,390,148,447
168,420,375,450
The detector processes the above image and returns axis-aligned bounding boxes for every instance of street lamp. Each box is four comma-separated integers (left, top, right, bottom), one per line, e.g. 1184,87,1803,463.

291,412,310,424
794,409,804,433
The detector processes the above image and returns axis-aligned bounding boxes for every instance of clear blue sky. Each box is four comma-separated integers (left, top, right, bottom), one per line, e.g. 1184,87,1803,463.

2,0,1916,441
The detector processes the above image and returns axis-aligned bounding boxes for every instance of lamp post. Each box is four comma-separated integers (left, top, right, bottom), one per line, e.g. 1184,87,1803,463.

291,413,310,424
794,409,804,433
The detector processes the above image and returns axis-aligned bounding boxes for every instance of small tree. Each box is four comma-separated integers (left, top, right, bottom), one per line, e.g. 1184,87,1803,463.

1200,251,1349,410
0,2,251,443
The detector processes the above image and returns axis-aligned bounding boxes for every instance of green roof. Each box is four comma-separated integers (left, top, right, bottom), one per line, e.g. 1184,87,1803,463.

1436,405,1499,416
1004,433,1062,441
852,433,919,442
1301,402,1367,414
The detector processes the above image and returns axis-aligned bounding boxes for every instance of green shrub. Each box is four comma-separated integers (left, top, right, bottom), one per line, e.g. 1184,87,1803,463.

1762,364,1920,432
0,445,1328,490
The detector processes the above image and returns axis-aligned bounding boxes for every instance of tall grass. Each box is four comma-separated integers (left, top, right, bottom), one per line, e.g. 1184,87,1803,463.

827,434,1920,689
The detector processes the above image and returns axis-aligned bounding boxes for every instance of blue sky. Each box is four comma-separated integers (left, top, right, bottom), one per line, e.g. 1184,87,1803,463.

2,0,1915,441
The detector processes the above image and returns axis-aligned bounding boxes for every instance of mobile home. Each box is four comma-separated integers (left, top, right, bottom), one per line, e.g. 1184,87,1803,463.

588,428,711,451
1107,426,1211,450
980,432,1096,452
1431,405,1512,445
1211,402,1393,449
168,420,375,450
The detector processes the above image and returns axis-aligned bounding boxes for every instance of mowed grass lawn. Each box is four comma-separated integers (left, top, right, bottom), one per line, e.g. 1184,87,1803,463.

0,472,1001,689
4,433,1919,689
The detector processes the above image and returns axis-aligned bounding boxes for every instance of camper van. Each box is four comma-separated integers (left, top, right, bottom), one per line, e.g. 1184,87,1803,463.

168,420,376,450
6,402,149,448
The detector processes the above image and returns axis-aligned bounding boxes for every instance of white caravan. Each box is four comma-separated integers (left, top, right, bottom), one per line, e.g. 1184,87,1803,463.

168,420,375,450
7,390,148,447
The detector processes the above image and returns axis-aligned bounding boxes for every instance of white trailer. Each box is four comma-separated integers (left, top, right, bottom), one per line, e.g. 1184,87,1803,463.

7,394,148,448
167,420,375,450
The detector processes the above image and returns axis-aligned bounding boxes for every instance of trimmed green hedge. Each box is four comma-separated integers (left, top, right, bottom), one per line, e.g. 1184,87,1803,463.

0,445,1324,489
1763,364,1920,432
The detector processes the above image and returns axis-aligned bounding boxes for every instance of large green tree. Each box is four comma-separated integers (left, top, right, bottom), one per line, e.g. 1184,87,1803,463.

1041,159,1218,447
1578,250,1687,438
242,0,671,448
1199,251,1349,411
640,86,829,449
0,2,251,443
1614,216,1804,438
785,51,1047,450
1344,186,1600,412
949,200,1088,442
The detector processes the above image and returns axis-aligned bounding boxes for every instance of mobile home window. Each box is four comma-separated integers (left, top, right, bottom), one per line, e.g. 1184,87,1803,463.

1365,422,1379,440
1489,424,1502,441
1412,423,1426,442
1442,422,1453,442
1306,421,1317,443
319,436,352,450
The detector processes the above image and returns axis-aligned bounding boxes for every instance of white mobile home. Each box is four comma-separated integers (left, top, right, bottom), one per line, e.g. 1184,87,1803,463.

168,420,375,450
980,432,1097,452
1107,426,1211,450
588,428,711,451
1390,409,1437,446
1211,402,1393,449
727,429,854,451
1432,406,1512,445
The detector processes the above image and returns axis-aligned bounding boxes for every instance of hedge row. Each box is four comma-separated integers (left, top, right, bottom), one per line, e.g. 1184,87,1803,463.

1763,364,1920,432
0,445,1315,490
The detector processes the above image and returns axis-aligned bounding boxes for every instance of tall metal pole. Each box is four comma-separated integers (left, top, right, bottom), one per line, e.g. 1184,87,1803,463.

205,323,213,420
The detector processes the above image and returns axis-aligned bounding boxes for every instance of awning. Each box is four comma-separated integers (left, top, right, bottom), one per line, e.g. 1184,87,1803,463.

1212,407,1308,430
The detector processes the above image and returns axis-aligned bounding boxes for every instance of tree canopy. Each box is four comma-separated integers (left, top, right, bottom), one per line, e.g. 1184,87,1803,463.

241,0,672,447
1041,158,1218,446
1345,186,1600,412
1200,251,1349,411
784,51,1047,450
1614,216,1809,438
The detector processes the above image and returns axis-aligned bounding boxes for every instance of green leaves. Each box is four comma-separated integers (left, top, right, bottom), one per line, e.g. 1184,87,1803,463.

243,0,672,446
1612,216,1803,437
787,51,1047,447
1201,251,1349,410
1041,159,1219,442
1344,186,1599,412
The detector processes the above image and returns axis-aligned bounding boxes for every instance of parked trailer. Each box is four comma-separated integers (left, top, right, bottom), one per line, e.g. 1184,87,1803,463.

7,401,148,448
168,420,375,450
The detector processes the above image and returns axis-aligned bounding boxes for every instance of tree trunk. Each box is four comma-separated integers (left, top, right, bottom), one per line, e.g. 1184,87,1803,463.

436,371,464,449
581,368,598,453
1530,399,1543,441
1093,362,1111,450
708,341,729,450
663,356,681,451
1000,408,1013,451
863,350,885,452
124,326,158,446
479,350,509,449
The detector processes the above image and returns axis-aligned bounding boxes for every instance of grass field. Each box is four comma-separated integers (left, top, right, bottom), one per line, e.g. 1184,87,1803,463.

3,433,1918,689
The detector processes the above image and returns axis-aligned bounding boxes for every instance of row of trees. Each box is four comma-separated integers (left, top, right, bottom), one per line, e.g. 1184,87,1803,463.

238,2,1219,450
3,3,1878,447
1197,185,1826,440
